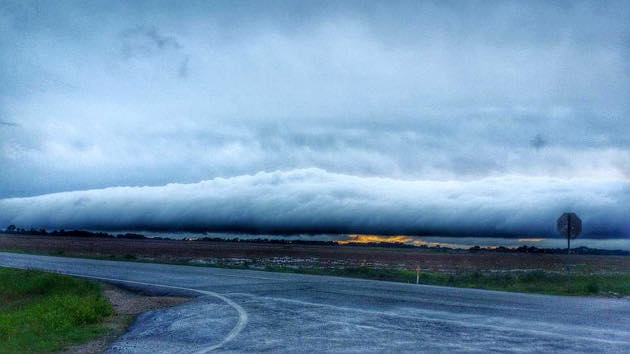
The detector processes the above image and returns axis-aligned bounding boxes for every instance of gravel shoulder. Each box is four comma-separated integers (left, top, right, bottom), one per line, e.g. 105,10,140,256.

60,283,190,354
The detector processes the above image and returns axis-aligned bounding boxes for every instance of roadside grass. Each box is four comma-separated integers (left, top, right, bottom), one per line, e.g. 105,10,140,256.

0,267,112,353
1,248,628,297
263,266,630,296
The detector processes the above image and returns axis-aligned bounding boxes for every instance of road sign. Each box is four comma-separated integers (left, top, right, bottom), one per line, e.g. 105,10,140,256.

556,212,582,239
557,212,582,293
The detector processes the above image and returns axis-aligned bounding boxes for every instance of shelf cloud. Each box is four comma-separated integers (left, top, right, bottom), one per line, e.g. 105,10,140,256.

1,169,627,238
1,1,628,236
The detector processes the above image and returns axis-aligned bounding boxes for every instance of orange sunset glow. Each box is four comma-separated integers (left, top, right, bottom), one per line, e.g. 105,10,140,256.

337,234,414,244
338,234,452,248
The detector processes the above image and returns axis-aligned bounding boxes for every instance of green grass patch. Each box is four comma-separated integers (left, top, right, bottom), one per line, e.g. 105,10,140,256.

263,266,630,296
0,268,112,353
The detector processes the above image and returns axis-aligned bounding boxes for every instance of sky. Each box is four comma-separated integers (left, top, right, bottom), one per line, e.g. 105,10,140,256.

0,1,629,237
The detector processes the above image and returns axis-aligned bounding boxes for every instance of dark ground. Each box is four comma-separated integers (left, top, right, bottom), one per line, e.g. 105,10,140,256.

1,234,628,274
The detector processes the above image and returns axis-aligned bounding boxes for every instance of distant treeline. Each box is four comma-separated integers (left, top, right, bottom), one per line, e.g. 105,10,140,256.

1,226,152,240
2,226,628,256
467,245,629,256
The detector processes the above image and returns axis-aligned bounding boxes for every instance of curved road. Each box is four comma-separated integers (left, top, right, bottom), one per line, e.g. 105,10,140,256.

1,252,628,353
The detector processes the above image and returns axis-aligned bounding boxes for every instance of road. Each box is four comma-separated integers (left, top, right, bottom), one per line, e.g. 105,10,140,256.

1,252,628,353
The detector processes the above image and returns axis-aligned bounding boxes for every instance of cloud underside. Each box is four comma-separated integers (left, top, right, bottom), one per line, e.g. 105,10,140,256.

1,1,629,198
1,169,627,238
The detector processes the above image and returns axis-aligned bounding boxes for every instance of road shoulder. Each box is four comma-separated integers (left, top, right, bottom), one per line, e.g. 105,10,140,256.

60,283,191,354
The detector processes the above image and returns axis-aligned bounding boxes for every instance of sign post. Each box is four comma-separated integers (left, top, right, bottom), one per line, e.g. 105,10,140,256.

556,212,582,292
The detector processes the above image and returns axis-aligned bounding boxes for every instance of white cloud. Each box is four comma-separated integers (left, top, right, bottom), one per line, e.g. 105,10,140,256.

1,169,627,237
0,1,628,236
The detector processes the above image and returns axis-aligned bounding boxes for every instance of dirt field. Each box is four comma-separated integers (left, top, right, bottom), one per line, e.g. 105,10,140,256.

1,234,628,274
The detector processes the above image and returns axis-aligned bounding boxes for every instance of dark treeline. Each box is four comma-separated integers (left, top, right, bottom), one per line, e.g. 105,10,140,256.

468,245,629,256
2,225,154,240
1,225,628,256
195,236,337,246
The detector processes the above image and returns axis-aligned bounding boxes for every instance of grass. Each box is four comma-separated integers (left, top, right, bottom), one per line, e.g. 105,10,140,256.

263,266,630,296
1,248,628,297
0,268,112,353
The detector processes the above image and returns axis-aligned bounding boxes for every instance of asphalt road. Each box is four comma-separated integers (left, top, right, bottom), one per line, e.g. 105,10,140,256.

1,252,628,353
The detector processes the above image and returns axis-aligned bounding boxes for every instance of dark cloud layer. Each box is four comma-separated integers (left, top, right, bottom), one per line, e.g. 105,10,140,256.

0,1,628,236
0,169,627,237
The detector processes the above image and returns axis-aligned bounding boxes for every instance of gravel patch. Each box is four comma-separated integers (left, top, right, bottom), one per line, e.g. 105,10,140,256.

60,283,190,354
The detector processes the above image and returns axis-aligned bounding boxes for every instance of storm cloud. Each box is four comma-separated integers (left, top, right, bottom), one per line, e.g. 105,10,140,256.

0,169,627,237
0,1,628,236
